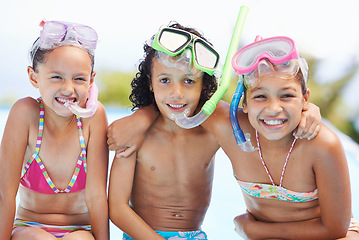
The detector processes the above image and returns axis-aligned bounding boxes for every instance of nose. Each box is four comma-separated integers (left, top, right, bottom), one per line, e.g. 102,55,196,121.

170,83,184,100
266,98,282,115
61,80,75,96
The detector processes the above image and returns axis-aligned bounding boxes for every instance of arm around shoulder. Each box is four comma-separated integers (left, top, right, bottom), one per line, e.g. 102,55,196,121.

107,105,158,157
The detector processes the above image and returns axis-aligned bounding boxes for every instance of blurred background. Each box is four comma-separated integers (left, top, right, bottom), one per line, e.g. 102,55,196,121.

1,0,359,142
1,0,359,239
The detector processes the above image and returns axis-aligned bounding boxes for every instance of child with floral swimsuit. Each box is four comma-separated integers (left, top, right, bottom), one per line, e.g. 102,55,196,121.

106,23,323,239
0,20,109,239
228,36,359,239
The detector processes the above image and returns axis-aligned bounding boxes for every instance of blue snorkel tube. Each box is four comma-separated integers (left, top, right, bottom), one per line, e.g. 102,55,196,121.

230,76,257,152
171,6,249,129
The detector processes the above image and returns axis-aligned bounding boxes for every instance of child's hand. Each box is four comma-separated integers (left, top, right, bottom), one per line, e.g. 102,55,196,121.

107,115,146,158
107,106,158,158
294,102,321,140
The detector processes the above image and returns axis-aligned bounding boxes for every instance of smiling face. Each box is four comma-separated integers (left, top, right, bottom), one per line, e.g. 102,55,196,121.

151,57,203,122
28,45,95,117
243,73,309,141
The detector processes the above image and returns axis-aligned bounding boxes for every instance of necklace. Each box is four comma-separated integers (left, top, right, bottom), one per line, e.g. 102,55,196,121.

255,130,297,187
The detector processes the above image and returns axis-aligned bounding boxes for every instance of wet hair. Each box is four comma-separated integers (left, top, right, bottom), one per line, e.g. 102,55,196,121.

129,22,218,111
29,38,95,73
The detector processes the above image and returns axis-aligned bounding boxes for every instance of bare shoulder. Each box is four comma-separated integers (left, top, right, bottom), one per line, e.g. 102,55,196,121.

304,122,346,163
312,123,342,150
8,97,39,123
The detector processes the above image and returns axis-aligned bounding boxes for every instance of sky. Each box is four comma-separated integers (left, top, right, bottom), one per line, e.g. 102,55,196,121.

1,0,359,113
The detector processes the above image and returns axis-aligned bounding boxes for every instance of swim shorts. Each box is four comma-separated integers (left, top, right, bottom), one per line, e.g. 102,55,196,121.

123,229,208,240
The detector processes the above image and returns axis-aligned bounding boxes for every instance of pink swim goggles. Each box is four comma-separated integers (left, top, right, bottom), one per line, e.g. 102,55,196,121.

37,20,98,54
232,36,299,75
231,36,308,87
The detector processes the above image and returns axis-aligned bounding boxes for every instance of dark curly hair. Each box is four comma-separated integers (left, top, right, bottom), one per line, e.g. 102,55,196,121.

129,22,218,111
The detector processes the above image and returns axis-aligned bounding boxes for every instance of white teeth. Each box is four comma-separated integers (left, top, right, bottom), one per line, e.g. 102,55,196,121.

57,98,75,104
264,119,284,125
168,104,185,108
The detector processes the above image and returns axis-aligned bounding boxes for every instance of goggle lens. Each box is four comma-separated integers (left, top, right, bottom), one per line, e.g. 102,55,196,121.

194,40,219,69
158,30,190,53
41,22,67,41
73,25,98,42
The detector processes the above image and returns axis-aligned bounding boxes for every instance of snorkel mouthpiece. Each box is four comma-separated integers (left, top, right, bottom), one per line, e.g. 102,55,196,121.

172,5,249,129
64,83,99,118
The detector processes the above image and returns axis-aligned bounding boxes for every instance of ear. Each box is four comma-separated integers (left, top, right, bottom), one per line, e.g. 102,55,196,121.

27,66,39,88
303,88,310,107
89,71,96,89
242,101,248,113
149,80,153,92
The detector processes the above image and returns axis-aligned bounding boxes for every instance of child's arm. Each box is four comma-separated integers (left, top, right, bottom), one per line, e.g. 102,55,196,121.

108,154,166,240
234,212,328,240
106,101,321,158
85,103,110,240
107,105,158,158
234,124,351,240
0,99,31,238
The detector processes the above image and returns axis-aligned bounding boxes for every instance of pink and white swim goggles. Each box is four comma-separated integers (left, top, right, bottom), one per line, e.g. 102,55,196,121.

232,36,299,74
232,36,308,87
34,20,98,55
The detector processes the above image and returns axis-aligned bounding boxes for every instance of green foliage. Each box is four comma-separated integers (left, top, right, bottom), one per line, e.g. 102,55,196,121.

96,71,135,108
305,57,359,142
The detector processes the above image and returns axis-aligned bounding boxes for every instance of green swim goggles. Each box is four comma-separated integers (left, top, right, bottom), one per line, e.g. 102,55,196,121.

152,27,220,76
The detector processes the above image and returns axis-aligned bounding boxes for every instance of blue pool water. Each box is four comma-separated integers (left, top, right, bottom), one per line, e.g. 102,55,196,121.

1,106,358,239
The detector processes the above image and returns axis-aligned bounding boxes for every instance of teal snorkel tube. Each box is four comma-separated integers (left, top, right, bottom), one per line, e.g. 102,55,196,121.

171,6,249,128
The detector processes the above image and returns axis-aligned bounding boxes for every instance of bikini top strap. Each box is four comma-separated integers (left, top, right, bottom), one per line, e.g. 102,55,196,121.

256,130,296,187
22,98,44,176
76,116,87,173
35,98,45,154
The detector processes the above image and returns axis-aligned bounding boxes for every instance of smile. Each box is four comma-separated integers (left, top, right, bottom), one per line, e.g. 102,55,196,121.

263,119,286,126
56,97,77,104
168,103,186,109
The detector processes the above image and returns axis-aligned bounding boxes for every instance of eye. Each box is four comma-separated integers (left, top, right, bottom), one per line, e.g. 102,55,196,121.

160,78,170,84
74,77,87,84
184,78,195,84
51,75,62,81
253,94,266,99
281,93,295,100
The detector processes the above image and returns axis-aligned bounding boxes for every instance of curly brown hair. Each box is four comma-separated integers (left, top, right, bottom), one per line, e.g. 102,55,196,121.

129,22,218,111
